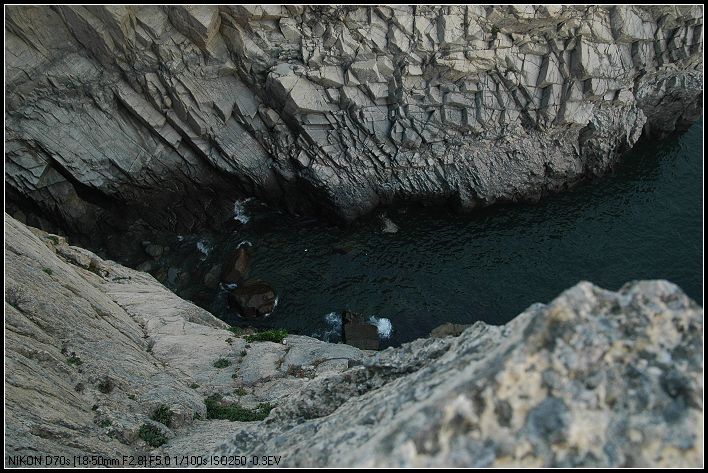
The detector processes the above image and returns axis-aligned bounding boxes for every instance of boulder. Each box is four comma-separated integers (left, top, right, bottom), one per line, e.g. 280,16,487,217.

227,280,277,318
220,247,251,285
342,310,379,350
429,322,471,338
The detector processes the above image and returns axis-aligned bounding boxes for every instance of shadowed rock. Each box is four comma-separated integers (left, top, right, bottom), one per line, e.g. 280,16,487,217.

227,280,277,318
342,310,379,350
220,247,251,285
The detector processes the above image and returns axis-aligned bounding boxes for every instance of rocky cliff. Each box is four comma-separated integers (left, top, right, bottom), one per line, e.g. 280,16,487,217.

5,214,704,467
5,5,703,243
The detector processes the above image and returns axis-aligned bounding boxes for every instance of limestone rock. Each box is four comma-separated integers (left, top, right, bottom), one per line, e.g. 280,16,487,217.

215,280,703,467
4,5,703,241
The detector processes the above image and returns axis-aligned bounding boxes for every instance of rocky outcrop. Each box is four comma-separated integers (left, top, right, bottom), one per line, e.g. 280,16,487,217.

216,279,703,467
5,5,703,242
5,215,704,467
4,214,365,463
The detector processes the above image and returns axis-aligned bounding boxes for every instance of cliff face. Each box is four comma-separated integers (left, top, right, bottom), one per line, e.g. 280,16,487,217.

4,215,704,467
5,5,703,238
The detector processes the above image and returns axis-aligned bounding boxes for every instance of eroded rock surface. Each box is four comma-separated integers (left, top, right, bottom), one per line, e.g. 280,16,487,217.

216,280,703,467
5,5,703,241
4,214,365,464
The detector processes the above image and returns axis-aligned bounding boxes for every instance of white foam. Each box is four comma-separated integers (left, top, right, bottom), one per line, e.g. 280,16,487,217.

323,311,343,342
369,316,393,339
237,240,253,249
196,240,211,260
233,198,253,224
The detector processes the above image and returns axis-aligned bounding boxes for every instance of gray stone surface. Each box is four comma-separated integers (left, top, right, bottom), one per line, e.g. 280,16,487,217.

5,6,703,239
215,280,704,467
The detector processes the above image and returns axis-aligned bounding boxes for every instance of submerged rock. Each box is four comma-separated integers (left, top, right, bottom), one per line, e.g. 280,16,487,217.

380,214,399,234
227,280,277,318
220,247,251,285
342,310,380,350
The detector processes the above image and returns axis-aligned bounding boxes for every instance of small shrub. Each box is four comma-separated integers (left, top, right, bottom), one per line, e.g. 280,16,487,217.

42,267,53,276
189,382,200,389
47,235,60,245
139,424,167,448
150,405,173,426
97,378,114,394
228,326,243,336
66,354,83,366
240,350,247,357
99,419,112,428
245,329,287,344
233,387,247,396
225,338,233,345
491,24,500,38
213,358,232,369
231,373,238,379
128,394,136,400
204,394,274,422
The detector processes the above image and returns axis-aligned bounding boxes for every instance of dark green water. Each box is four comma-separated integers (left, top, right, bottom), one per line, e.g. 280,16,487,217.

167,120,703,348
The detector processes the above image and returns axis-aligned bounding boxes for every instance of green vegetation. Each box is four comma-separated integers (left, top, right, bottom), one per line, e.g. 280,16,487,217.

240,350,247,357
150,404,173,426
99,419,112,428
213,358,232,369
225,337,233,345
42,267,53,276
128,394,136,400
491,24,500,38
231,373,238,379
189,382,200,389
47,235,60,245
66,354,83,366
204,394,274,422
245,329,288,344
139,424,167,448
227,326,243,336
233,387,247,396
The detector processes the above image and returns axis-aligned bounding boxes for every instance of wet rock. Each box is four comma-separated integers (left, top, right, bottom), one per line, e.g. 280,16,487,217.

136,260,157,273
143,242,164,258
429,322,471,338
227,280,277,318
342,310,379,350
380,214,399,234
220,247,251,285
203,263,222,289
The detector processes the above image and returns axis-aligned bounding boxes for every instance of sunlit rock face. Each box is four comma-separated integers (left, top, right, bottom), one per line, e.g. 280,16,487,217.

5,6,703,236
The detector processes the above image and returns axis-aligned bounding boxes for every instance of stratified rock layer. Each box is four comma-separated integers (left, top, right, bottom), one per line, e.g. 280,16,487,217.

4,215,704,467
5,5,704,237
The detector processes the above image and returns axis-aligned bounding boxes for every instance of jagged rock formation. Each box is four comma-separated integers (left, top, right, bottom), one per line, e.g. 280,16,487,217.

5,5,704,242
5,215,704,467
216,280,704,467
